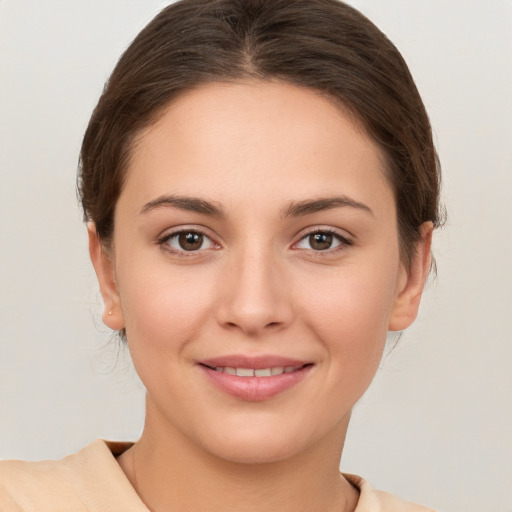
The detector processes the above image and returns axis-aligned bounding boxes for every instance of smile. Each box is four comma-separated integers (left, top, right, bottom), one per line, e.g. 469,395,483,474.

198,357,313,401
211,366,302,377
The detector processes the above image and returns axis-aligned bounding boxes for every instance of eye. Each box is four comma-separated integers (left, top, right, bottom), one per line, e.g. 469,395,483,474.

161,230,217,253
294,230,351,252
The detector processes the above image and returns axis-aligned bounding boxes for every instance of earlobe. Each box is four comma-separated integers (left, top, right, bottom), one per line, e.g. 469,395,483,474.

87,223,125,331
388,222,434,332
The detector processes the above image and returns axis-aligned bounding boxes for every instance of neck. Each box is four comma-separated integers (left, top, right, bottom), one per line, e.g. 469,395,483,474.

118,398,359,512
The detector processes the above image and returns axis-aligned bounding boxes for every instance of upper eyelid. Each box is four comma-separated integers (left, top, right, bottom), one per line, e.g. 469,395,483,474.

157,225,352,249
293,226,353,242
159,225,218,241
158,227,221,254
291,228,353,253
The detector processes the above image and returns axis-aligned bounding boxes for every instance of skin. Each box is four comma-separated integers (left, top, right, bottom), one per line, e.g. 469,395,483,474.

89,81,432,512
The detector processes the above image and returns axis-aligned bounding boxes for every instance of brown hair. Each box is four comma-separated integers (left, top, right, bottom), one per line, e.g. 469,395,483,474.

78,0,443,266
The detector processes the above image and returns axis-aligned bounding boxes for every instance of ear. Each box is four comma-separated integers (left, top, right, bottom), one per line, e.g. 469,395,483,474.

388,222,434,332
87,223,125,331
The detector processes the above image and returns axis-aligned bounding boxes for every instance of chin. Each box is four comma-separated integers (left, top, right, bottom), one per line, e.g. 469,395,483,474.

203,435,302,465
192,416,323,465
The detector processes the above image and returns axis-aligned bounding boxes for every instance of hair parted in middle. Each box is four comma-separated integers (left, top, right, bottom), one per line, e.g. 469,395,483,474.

79,0,442,266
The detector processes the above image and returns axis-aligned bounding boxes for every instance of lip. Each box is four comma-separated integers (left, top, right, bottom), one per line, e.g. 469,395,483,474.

198,355,313,401
200,355,309,369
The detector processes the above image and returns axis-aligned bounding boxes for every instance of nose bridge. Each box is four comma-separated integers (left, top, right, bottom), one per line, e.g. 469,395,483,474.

217,238,292,335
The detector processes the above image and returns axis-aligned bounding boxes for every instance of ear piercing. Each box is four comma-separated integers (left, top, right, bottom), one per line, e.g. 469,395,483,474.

108,310,113,316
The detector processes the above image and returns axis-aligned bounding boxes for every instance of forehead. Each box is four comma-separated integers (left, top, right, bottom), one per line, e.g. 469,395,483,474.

121,81,394,217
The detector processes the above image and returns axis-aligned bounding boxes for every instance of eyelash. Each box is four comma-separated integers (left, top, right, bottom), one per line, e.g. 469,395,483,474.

158,228,218,257
158,227,353,257
293,228,353,255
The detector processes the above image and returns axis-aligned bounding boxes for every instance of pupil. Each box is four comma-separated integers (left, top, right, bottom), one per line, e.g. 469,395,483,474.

310,233,332,250
179,232,203,251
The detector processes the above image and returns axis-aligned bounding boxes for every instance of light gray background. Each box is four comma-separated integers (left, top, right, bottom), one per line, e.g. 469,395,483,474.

1,1,511,511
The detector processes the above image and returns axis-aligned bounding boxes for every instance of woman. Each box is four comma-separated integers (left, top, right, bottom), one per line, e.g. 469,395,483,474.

0,0,442,510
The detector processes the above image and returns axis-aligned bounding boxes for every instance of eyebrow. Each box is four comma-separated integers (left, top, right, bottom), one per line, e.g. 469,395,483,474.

140,194,373,219
140,195,225,218
281,196,374,218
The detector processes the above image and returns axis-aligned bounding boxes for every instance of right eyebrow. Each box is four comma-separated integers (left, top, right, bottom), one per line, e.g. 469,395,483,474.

281,195,374,218
140,195,225,218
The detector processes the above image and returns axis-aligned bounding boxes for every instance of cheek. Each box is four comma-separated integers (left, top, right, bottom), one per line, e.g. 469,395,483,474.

115,255,216,363
300,260,399,337
297,260,400,386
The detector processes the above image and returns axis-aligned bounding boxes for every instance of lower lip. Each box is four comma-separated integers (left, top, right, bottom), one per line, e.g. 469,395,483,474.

199,365,312,401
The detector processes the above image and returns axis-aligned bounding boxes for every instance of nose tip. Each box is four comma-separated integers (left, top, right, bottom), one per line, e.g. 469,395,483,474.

215,256,293,336
224,317,284,336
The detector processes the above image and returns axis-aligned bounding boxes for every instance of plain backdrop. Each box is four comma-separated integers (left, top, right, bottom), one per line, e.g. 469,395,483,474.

1,1,511,511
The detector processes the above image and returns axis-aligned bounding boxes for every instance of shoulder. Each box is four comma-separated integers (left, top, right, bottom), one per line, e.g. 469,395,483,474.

0,440,146,512
0,456,86,512
344,473,437,512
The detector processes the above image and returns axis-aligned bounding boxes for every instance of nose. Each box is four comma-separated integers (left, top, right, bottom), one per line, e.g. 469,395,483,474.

215,245,294,337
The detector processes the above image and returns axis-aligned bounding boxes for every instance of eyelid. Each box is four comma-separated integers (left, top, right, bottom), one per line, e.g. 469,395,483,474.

156,224,352,257
291,226,353,253
158,225,221,256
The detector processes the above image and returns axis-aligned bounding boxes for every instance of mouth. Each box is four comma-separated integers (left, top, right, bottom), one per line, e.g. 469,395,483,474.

201,364,310,377
198,357,314,401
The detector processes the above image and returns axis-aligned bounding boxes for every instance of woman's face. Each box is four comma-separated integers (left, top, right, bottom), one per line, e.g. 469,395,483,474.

91,81,430,464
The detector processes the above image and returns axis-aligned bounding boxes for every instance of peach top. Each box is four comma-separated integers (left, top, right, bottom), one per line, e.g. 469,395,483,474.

0,440,435,511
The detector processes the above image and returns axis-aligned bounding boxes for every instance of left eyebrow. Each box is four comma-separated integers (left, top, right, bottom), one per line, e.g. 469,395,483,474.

281,196,374,218
140,195,225,218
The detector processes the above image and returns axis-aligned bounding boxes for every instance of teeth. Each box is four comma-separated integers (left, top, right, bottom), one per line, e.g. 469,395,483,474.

254,368,272,377
236,368,254,377
212,366,300,377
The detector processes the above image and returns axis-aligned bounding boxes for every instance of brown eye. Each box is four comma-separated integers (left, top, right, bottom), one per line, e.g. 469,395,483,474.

179,232,204,251
309,232,333,250
295,230,348,252
163,230,216,253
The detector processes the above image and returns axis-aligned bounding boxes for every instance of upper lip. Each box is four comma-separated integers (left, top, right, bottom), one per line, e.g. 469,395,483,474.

199,355,312,370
